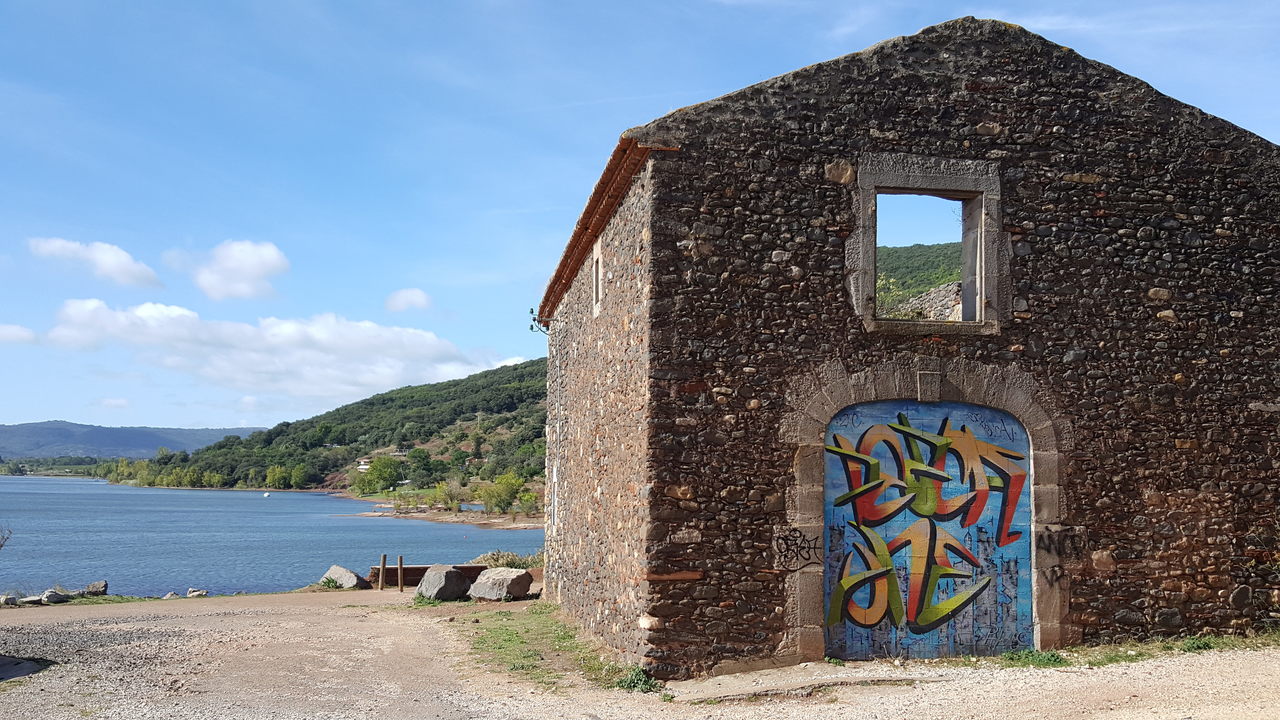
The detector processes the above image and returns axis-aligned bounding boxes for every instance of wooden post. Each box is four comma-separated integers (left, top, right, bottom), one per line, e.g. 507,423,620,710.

378,554,387,591
397,555,405,593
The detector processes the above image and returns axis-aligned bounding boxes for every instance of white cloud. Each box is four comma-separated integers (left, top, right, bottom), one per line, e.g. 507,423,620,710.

495,356,526,367
28,237,160,287
0,324,36,343
385,287,431,312
47,299,497,402
194,240,290,300
97,397,129,409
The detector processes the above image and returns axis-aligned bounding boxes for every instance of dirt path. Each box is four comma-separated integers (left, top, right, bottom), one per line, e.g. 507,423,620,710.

2,592,1278,719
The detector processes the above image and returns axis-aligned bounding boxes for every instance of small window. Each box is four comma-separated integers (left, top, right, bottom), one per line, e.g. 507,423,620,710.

849,153,1005,335
591,250,603,315
874,193,976,322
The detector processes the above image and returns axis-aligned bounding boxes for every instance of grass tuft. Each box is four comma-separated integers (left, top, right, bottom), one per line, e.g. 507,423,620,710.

1180,636,1216,653
999,649,1069,668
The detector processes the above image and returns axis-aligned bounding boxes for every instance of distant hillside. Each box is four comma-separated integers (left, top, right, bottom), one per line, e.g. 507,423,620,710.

103,358,548,490
876,241,963,313
0,421,259,459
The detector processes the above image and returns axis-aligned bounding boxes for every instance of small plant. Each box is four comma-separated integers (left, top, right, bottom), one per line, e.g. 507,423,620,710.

1180,636,1215,653
823,656,845,666
660,692,675,703
999,649,1069,668
318,577,342,590
470,549,545,569
413,596,443,607
612,666,663,693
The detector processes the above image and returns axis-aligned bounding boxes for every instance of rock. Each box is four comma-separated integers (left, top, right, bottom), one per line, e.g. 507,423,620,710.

0,595,16,606
320,564,371,590
83,580,108,596
162,592,180,600
469,568,534,601
1115,609,1145,626
40,589,71,605
1091,550,1117,574
416,565,471,601
17,596,42,606
186,588,208,598
1155,608,1183,628
1229,586,1252,610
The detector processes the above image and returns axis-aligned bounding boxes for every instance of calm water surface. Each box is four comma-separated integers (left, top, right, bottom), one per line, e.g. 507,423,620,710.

0,476,544,597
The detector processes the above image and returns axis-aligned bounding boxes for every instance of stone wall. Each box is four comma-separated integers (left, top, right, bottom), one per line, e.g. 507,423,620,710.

620,17,1280,677
544,162,656,662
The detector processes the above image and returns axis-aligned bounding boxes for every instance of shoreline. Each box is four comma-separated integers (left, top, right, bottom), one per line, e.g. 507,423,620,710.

344,508,543,530
22,476,544,531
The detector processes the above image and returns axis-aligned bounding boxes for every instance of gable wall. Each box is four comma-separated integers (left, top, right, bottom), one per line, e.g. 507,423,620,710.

633,24,1280,677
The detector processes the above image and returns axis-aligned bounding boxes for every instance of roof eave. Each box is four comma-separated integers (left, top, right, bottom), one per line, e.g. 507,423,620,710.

536,136,676,326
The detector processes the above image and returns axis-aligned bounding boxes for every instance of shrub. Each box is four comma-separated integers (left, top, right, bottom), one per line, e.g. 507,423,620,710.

470,549,545,569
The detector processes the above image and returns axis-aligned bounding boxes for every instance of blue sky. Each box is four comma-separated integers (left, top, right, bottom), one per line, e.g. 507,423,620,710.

1,0,1277,429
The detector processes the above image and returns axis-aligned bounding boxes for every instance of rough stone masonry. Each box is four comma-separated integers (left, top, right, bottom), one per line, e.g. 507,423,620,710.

537,17,1280,679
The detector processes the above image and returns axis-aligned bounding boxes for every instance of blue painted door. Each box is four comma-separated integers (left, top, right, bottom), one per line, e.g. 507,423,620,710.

823,400,1033,659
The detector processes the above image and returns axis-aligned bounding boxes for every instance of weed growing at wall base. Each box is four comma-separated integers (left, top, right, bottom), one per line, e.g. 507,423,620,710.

999,650,1069,668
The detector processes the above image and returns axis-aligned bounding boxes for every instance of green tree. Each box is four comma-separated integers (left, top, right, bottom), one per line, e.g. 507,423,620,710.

475,472,524,513
264,464,289,490
290,464,311,489
360,456,404,494
514,491,541,516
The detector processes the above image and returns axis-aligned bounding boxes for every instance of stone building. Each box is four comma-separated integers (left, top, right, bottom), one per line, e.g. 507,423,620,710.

536,17,1280,679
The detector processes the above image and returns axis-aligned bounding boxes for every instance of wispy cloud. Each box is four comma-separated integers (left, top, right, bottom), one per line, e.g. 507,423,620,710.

963,5,1280,36
28,237,161,287
96,397,129,409
385,287,431,312
193,240,290,300
47,299,501,402
0,324,36,343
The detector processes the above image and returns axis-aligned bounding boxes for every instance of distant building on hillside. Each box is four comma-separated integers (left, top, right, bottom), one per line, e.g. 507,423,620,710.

536,17,1280,679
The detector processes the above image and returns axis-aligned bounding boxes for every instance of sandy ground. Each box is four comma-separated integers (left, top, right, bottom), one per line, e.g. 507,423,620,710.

351,508,543,530
2,591,1278,720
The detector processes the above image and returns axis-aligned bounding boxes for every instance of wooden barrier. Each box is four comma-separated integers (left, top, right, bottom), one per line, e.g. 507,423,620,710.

366,564,489,588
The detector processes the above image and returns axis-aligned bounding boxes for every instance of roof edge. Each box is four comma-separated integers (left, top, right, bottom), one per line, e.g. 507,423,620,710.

536,137,675,326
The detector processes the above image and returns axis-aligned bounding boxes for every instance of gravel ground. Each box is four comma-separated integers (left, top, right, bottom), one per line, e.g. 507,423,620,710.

2,592,1278,719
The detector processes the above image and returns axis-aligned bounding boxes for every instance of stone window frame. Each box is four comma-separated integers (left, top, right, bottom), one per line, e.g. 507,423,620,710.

849,153,1009,335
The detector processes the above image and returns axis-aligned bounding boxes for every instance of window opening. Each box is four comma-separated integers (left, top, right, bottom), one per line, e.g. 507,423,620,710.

591,255,602,310
874,192,979,322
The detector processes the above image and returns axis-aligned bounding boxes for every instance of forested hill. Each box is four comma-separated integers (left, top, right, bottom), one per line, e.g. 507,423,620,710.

0,421,261,459
875,241,963,309
104,358,548,489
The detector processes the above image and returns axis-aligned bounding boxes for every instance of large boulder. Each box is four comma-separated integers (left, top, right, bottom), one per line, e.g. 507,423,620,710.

0,595,16,606
320,565,371,590
469,568,534,601
17,596,42,606
415,565,470,601
40,589,71,605
186,588,208,598
83,580,108,596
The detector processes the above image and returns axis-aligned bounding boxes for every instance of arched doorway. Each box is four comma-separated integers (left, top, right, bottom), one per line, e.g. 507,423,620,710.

823,399,1033,659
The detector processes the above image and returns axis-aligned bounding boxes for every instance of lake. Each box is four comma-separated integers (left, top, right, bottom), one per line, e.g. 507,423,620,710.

0,475,544,597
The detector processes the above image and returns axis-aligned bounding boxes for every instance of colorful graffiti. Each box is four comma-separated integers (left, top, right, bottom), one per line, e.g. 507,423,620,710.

823,400,1032,659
